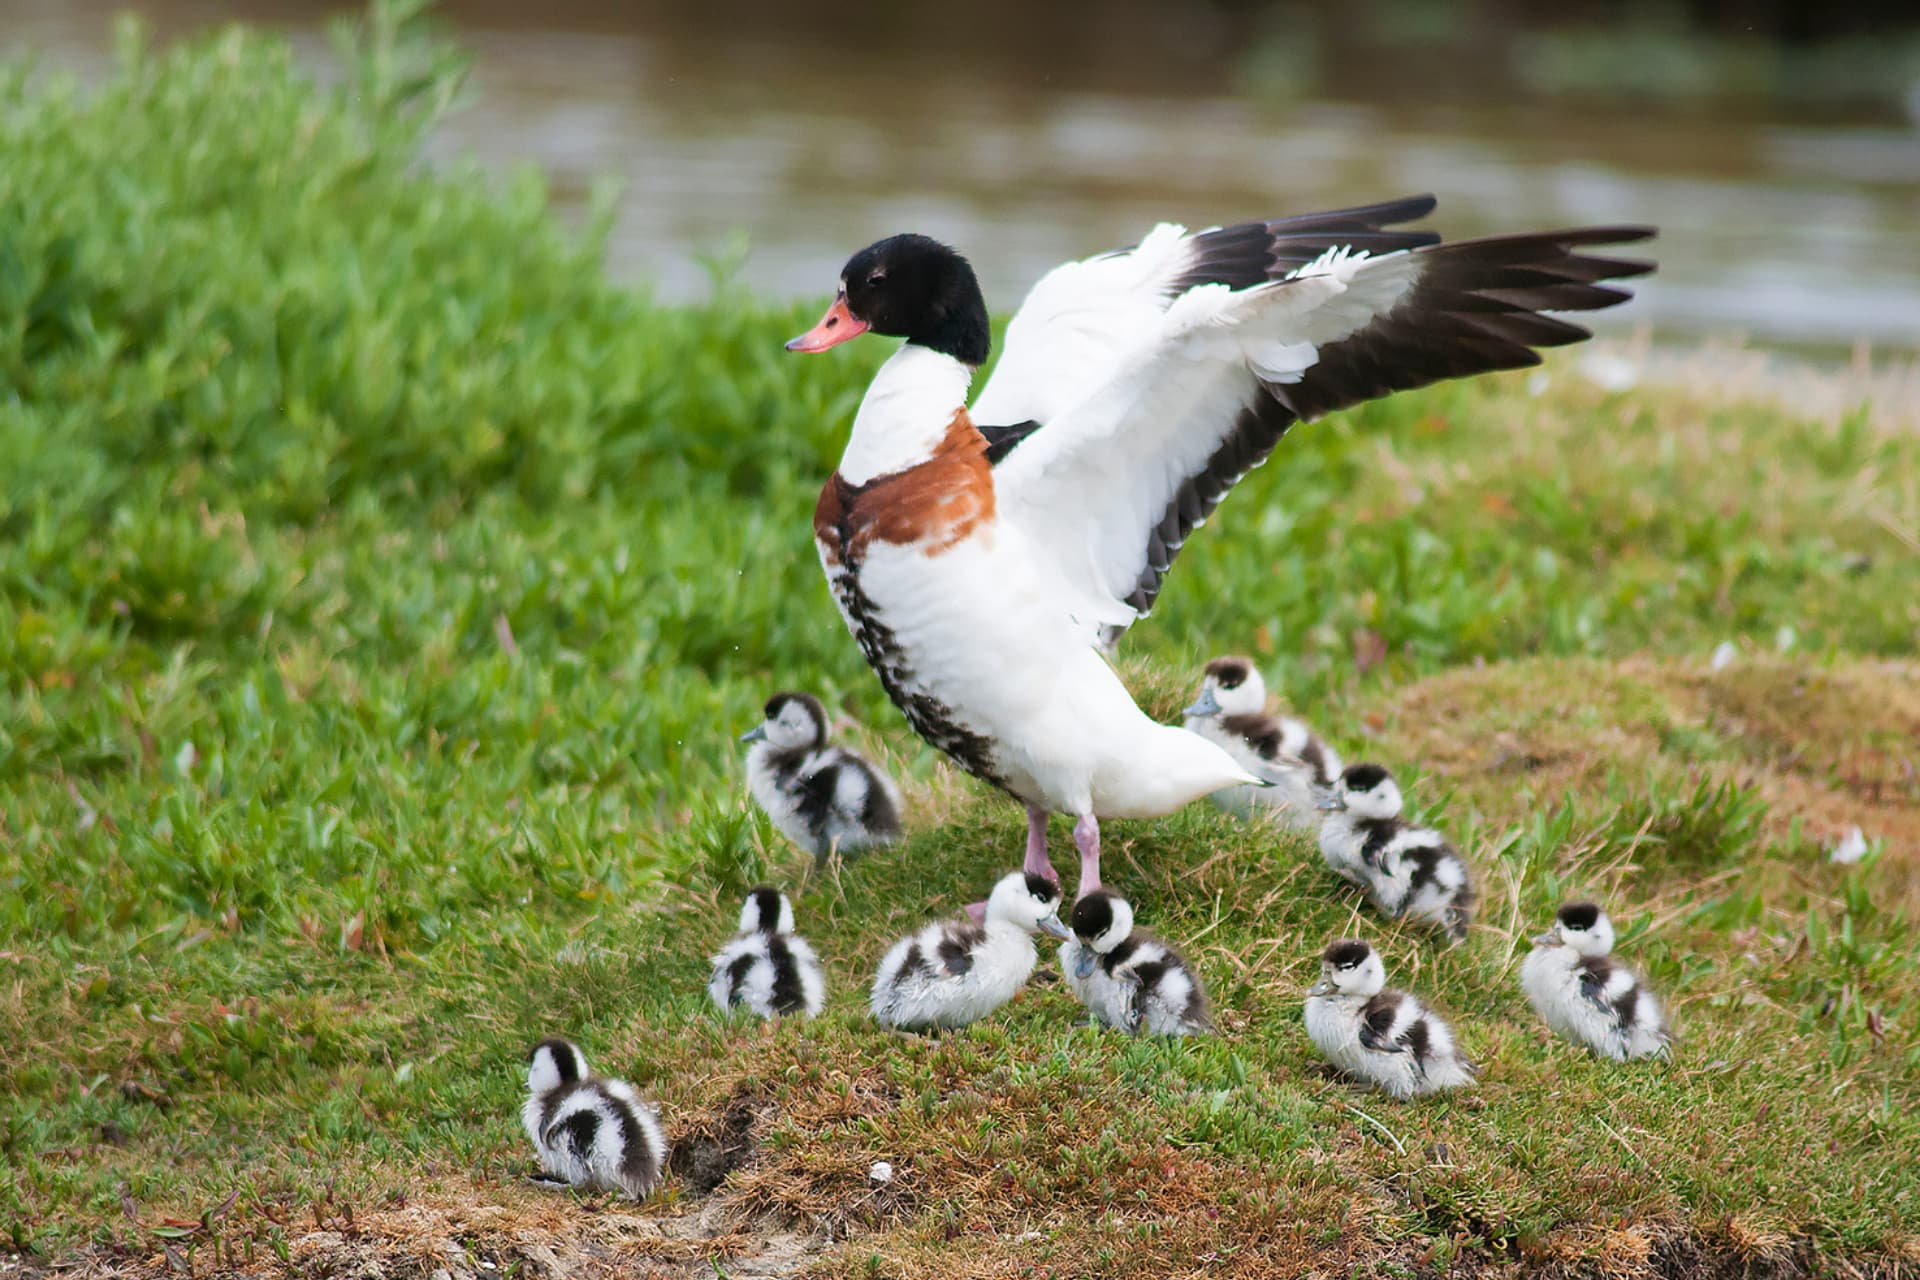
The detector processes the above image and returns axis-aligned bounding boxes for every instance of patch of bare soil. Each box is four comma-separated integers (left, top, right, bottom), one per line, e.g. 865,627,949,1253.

29,1175,829,1279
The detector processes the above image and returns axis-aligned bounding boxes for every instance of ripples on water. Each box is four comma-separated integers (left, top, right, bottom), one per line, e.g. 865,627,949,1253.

9,0,1919,356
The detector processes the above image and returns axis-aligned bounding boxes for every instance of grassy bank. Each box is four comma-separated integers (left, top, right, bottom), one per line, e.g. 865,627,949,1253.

2,6,1917,1276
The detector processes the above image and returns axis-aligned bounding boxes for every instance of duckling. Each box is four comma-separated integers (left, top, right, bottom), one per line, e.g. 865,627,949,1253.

707,886,826,1019
743,691,903,863
1061,889,1213,1036
1183,656,1343,828
1303,940,1476,1098
522,1039,668,1199
1317,763,1475,942
871,871,1070,1032
1520,902,1671,1060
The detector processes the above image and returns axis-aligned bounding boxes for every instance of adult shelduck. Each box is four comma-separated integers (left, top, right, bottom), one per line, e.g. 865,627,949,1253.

787,196,1651,896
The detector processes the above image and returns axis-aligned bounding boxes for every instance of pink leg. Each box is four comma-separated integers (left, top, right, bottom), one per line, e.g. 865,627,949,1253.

1073,814,1101,899
1023,805,1057,883
966,805,1058,923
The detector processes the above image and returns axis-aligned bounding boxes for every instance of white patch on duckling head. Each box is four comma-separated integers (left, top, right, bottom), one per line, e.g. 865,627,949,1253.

1550,901,1615,957
1069,890,1136,954
1193,655,1267,718
739,886,794,936
528,1038,586,1095
1335,763,1403,820
985,871,1071,937
758,692,828,752
1316,939,1386,998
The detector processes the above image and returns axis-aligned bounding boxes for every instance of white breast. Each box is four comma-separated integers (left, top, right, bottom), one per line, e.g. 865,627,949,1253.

850,534,1251,817
1062,941,1139,1031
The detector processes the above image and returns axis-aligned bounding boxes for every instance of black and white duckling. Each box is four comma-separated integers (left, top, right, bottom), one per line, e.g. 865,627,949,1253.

870,871,1070,1032
1303,940,1476,1099
522,1038,668,1199
1316,763,1475,942
1520,902,1672,1060
743,691,904,864
1061,889,1213,1036
707,886,826,1019
1182,655,1344,828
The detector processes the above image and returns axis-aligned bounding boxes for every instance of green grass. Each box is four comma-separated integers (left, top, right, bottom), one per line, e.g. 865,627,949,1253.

3,6,1918,1276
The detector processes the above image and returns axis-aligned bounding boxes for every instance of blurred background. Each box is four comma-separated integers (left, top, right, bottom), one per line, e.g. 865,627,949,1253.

5,0,1918,360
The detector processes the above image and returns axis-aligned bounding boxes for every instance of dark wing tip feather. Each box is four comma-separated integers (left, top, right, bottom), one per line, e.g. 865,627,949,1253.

1171,194,1444,297
1122,214,1655,620
1265,193,1438,230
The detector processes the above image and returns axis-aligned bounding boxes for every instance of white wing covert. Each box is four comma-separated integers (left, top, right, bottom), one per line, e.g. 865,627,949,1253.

986,216,1653,634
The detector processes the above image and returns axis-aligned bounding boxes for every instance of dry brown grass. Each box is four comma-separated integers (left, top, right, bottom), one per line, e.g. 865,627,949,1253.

1371,655,1920,900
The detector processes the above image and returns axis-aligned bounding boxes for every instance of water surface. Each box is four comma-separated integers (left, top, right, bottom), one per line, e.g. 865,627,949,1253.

8,0,1918,355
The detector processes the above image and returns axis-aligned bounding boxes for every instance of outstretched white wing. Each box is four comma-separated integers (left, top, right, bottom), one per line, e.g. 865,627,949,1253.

970,196,1448,438
989,222,1654,635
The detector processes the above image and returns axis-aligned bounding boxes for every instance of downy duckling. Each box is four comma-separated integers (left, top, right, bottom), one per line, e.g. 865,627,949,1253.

1303,940,1476,1098
1520,902,1672,1060
1183,656,1343,828
743,691,904,863
523,1039,668,1199
1317,764,1475,942
1061,889,1213,1036
871,871,1070,1032
708,886,826,1019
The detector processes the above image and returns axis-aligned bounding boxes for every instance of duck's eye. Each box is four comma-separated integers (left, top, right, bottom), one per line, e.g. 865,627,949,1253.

866,271,886,287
